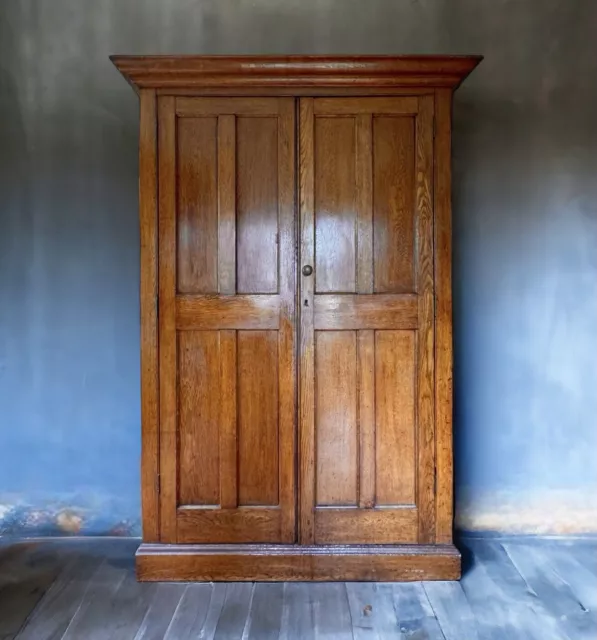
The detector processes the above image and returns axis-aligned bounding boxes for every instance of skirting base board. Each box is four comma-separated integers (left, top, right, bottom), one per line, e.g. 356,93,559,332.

136,543,461,581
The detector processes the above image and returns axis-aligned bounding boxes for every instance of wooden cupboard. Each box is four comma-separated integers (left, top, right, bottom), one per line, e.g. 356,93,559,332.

112,55,481,581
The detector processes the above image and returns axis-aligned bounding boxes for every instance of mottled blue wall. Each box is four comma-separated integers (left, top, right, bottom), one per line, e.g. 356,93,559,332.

1,0,595,537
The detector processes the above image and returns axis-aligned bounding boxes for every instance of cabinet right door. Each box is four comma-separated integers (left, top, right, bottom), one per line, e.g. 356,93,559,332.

299,96,436,545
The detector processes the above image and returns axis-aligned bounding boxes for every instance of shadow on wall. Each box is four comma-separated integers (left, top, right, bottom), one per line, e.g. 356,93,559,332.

452,71,597,533
0,0,596,537
0,4,141,537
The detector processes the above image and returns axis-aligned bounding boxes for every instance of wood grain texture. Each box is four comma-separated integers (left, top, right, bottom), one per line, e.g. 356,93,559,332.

393,582,446,640
161,583,212,638
304,95,437,549
177,508,285,544
375,331,416,506
345,583,398,638
311,584,353,638
238,331,279,506
236,116,279,294
434,88,454,544
298,97,315,544
460,539,566,640
0,543,65,638
176,294,279,330
170,98,295,546
357,330,375,509
178,331,220,506
135,582,187,639
124,56,477,574
111,55,483,91
138,89,159,542
157,96,177,542
423,580,479,640
277,98,297,543
416,95,436,543
314,116,356,293
84,570,155,639
280,583,314,639
176,116,218,294
161,86,438,97
314,508,418,544
212,583,253,637
502,543,597,639
248,583,285,639
315,331,358,506
314,294,418,330
373,116,415,293
176,96,283,116
219,330,237,509
217,115,236,295
314,96,419,115
136,543,461,582
59,550,137,639
15,547,108,640
356,114,373,295
10,539,595,633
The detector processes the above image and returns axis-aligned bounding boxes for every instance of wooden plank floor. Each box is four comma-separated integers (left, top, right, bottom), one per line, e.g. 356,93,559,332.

0,538,594,639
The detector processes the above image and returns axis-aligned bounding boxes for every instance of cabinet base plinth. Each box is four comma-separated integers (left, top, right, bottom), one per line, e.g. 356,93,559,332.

136,543,460,582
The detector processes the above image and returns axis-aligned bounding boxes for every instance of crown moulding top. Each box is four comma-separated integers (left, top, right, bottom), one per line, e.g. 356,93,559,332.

110,55,482,92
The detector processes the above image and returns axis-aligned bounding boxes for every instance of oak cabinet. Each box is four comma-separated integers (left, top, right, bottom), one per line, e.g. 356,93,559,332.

112,55,481,581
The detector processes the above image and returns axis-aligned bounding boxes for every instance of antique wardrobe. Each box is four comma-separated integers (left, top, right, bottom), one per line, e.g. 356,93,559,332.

112,55,481,581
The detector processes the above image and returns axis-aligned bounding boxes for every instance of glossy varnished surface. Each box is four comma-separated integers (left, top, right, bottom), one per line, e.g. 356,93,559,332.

138,89,159,543
137,543,460,582
110,55,483,91
119,55,481,576
1,538,595,638
158,97,296,545
299,95,435,546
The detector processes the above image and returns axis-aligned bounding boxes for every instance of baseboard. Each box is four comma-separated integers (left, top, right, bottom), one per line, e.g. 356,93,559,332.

457,531,597,542
136,543,461,582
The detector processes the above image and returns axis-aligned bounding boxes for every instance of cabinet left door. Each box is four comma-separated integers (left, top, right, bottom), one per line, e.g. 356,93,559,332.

157,96,296,544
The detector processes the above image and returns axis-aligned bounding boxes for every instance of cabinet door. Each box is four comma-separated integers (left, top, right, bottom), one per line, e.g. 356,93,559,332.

157,97,296,543
299,97,436,544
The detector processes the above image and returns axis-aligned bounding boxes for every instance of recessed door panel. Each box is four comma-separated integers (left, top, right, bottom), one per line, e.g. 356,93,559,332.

238,330,279,506
375,330,416,506
315,331,358,507
373,116,416,293
236,117,279,294
176,117,218,294
178,330,221,506
314,117,356,293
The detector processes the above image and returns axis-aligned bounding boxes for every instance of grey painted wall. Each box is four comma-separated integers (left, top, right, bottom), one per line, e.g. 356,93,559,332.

1,0,596,536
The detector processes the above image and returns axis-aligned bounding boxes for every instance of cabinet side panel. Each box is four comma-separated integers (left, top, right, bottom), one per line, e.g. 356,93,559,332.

434,88,454,544
139,89,159,542
158,96,178,543
415,95,436,544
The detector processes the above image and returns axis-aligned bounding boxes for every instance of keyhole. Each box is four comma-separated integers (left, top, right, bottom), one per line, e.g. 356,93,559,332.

304,299,309,307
